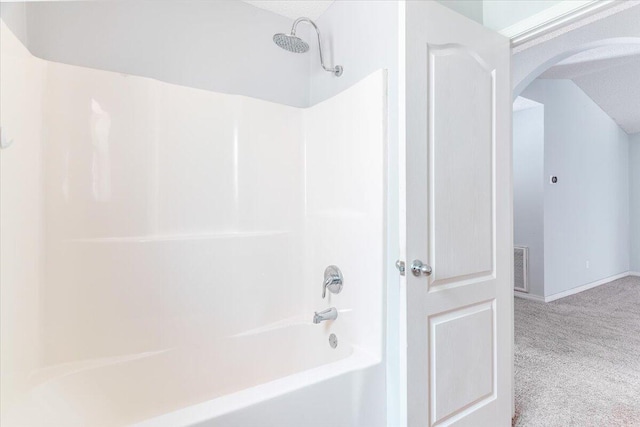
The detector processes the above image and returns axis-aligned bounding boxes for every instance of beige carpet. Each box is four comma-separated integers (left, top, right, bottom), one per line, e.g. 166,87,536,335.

514,276,640,427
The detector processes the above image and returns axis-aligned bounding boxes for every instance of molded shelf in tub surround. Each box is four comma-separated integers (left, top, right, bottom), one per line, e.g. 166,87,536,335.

307,209,368,219
66,230,293,243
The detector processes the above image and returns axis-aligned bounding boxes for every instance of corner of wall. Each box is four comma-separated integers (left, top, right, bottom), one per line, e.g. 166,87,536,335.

0,3,30,54
436,0,483,25
630,133,640,272
513,102,545,298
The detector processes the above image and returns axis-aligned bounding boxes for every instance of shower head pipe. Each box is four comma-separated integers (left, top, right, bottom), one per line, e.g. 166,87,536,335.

285,17,343,77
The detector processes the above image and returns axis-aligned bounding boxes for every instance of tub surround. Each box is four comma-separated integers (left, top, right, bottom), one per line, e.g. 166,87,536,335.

1,19,386,426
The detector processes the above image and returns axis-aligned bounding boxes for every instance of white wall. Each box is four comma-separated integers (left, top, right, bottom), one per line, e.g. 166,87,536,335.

0,1,310,107
483,0,562,31
630,133,640,273
513,103,545,297
522,79,630,297
436,0,484,25
436,0,563,31
0,2,27,44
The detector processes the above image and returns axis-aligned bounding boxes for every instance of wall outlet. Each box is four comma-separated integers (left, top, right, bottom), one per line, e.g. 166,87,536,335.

586,261,590,269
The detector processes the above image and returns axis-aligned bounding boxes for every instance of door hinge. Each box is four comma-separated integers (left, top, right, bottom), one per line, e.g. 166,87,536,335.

395,260,406,276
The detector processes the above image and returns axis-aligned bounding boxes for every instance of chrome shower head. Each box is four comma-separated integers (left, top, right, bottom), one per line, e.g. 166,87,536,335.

273,33,309,53
273,17,343,77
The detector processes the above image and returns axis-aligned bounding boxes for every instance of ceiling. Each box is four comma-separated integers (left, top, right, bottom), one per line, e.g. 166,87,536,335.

242,1,335,20
539,44,640,134
513,96,543,112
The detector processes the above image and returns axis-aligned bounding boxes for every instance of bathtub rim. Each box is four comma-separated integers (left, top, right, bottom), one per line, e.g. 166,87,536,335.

131,346,380,427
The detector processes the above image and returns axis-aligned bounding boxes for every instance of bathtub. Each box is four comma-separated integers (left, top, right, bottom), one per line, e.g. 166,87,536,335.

3,321,380,427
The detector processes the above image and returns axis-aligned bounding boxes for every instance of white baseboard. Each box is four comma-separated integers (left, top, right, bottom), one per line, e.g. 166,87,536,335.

545,271,631,302
513,291,545,303
515,271,636,303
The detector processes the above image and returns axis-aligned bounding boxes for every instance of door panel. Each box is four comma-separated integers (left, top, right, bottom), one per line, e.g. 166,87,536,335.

428,44,495,289
405,2,512,426
431,300,495,424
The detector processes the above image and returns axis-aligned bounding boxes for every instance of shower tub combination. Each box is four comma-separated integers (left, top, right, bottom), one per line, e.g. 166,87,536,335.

0,17,387,427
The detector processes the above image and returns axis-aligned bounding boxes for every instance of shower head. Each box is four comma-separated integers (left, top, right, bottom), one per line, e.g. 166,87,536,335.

273,17,343,77
273,33,309,53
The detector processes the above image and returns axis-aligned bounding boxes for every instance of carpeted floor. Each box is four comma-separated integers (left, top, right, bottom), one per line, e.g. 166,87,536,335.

514,276,640,427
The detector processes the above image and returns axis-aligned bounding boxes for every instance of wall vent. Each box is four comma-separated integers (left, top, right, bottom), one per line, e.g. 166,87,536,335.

514,246,529,293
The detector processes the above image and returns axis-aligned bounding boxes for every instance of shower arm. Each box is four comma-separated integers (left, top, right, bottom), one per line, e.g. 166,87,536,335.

291,18,343,76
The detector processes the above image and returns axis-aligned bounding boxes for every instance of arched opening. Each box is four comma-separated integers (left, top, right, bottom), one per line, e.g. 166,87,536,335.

513,37,640,99
512,34,640,427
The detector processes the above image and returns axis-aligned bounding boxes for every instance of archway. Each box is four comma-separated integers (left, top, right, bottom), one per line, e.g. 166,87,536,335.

513,36,640,99
511,28,640,427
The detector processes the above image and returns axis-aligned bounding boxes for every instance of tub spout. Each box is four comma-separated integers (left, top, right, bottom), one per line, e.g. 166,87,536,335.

313,307,338,324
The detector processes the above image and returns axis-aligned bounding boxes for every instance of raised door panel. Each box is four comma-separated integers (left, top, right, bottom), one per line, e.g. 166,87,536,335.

428,45,495,290
430,301,496,425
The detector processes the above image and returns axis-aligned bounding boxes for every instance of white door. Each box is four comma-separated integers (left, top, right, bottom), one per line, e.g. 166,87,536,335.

404,2,512,426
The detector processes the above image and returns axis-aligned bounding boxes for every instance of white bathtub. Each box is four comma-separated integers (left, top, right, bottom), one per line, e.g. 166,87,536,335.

3,322,380,427
135,338,382,427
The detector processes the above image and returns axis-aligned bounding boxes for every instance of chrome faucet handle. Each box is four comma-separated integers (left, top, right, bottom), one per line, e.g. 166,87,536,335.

322,265,343,298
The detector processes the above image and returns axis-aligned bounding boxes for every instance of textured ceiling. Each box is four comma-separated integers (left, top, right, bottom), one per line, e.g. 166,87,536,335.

513,96,543,112
242,1,335,20
539,44,640,79
572,59,640,134
540,46,640,134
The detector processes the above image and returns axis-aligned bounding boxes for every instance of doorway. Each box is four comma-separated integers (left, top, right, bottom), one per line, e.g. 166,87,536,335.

511,5,640,426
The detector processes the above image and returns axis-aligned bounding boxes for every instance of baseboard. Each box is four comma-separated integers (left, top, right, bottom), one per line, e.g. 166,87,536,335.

515,271,636,303
513,291,545,303
544,271,631,302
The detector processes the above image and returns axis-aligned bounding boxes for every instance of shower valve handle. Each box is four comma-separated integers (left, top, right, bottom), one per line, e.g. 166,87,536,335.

322,265,343,298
